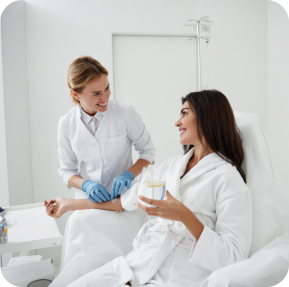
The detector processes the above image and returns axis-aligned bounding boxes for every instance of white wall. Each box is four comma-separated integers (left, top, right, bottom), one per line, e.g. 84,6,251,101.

1,0,34,206
113,35,198,165
268,1,289,196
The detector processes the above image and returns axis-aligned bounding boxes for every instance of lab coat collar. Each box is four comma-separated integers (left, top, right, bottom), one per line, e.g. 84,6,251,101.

77,104,107,124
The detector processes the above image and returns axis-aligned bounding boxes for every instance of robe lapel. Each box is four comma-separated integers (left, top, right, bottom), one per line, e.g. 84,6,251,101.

171,149,228,202
170,149,194,202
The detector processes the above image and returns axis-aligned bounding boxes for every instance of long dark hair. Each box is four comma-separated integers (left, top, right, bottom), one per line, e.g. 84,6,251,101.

182,90,246,183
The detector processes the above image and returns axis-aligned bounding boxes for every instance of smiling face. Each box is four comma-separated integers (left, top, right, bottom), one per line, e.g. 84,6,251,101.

175,101,201,146
70,73,111,116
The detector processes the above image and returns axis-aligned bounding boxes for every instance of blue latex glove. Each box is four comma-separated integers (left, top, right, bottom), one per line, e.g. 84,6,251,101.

111,170,134,199
81,180,111,203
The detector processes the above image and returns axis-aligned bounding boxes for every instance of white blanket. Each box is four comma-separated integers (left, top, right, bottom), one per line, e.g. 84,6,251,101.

67,147,253,287
50,208,146,287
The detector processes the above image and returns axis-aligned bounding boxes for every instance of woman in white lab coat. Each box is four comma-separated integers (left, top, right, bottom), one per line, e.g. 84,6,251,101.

46,90,252,287
58,56,156,200
55,56,155,277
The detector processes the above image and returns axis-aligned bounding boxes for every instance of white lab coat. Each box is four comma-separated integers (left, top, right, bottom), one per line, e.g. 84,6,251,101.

58,99,156,198
54,100,155,286
65,148,253,287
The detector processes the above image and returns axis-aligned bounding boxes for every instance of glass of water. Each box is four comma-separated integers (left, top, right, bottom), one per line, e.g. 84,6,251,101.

136,165,166,244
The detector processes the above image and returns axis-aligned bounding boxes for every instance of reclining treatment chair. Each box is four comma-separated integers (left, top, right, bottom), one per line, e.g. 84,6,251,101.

200,112,289,287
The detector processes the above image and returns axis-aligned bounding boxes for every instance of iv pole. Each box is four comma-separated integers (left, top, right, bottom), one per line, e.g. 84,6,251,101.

183,17,213,92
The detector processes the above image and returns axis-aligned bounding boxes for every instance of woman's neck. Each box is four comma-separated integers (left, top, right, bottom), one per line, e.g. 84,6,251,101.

181,144,213,179
80,104,97,116
191,144,213,165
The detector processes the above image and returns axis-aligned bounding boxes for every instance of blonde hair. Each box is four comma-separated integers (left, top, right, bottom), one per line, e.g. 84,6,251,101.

67,56,108,105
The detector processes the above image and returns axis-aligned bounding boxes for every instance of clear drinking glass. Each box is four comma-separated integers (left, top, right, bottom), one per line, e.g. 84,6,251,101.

136,165,166,244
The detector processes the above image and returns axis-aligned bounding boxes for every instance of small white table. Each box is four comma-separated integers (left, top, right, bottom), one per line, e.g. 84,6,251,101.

0,202,63,257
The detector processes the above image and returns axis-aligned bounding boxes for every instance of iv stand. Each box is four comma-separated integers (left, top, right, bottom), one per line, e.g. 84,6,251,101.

196,21,202,91
183,17,213,92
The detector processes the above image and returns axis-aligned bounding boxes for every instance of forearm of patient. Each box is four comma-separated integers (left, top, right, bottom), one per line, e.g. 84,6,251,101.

68,197,124,211
44,197,124,218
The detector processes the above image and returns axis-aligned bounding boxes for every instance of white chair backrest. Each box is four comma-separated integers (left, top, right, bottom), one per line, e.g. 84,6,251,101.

234,112,289,256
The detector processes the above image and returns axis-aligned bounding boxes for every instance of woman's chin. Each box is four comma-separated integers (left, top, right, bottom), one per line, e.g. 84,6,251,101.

180,139,192,146
180,139,186,145
95,106,108,113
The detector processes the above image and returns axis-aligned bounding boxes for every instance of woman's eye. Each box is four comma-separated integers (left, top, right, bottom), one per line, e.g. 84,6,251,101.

182,112,187,116
93,86,109,96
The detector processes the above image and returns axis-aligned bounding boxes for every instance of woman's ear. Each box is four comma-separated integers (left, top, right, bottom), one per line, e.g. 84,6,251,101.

70,89,79,101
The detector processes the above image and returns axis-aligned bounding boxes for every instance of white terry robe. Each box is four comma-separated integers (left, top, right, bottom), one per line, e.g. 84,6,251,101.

66,148,252,287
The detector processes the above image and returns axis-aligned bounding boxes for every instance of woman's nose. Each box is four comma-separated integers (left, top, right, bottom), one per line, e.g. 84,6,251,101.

175,118,181,127
100,92,109,101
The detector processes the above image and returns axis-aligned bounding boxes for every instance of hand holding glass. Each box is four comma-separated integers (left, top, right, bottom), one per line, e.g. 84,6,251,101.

136,165,166,244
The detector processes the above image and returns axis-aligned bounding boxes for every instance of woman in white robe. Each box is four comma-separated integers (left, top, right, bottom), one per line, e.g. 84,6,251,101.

46,89,252,287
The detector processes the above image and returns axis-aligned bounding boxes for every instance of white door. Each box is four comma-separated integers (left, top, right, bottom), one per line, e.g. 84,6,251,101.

113,35,197,165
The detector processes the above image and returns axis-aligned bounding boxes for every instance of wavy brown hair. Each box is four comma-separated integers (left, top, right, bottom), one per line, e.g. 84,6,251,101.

182,90,246,183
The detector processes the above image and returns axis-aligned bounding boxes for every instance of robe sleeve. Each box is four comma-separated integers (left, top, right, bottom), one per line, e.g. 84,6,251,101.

57,117,79,188
120,182,139,211
189,188,252,271
126,105,156,163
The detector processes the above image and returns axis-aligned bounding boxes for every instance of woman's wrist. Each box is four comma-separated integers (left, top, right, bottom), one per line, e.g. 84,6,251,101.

181,207,204,241
65,199,74,212
180,205,193,225
128,159,150,178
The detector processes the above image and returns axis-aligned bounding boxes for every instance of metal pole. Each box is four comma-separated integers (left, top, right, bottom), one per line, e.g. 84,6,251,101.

183,17,213,91
196,21,202,91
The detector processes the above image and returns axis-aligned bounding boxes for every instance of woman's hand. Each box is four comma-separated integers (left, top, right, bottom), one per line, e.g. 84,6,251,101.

44,198,69,219
138,190,204,240
137,190,188,222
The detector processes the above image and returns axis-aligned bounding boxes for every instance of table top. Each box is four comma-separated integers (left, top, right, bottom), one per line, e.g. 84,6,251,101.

0,203,63,254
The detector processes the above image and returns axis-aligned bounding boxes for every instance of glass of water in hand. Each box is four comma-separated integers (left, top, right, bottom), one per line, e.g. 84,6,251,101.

136,164,166,244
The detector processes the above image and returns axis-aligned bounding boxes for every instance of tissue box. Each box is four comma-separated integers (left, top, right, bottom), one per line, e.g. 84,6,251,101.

7,255,42,267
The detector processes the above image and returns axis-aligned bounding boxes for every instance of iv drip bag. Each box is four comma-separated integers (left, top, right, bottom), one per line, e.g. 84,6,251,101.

199,16,213,44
